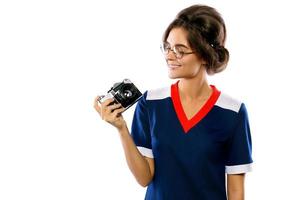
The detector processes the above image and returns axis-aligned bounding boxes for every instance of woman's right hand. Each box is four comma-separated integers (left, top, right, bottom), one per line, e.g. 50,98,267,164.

94,96,127,130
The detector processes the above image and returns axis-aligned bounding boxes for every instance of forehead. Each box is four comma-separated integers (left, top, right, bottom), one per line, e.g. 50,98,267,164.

166,27,189,47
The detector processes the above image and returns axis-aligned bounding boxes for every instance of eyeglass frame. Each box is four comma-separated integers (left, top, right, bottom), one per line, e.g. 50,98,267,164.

160,42,195,59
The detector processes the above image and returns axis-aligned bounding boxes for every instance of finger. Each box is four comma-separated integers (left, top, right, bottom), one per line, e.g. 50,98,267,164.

106,103,123,112
102,98,116,107
94,96,101,111
112,106,126,117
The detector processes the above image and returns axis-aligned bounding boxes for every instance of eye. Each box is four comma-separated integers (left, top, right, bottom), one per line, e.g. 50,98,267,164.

174,46,185,54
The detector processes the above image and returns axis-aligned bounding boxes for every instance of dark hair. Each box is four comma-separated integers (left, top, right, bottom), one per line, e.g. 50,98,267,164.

163,5,229,74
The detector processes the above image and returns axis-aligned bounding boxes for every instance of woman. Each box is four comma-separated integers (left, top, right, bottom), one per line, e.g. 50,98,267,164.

94,4,253,200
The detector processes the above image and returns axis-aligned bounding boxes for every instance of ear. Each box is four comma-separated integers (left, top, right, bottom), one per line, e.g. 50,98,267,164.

197,55,207,65
200,62,209,74
200,62,208,68
201,58,208,65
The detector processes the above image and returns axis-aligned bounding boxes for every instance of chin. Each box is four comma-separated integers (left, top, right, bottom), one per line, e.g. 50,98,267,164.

168,73,182,79
168,70,189,79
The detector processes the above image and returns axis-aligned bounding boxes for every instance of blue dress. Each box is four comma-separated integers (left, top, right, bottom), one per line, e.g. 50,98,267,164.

131,80,253,200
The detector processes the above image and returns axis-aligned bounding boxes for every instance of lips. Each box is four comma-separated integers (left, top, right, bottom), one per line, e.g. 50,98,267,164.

168,63,182,69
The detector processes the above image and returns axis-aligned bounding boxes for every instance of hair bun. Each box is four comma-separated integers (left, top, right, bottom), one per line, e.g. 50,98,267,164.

208,45,229,74
215,45,227,62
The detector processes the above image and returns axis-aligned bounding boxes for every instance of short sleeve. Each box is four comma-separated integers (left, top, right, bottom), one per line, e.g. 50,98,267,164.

131,91,153,158
225,103,253,174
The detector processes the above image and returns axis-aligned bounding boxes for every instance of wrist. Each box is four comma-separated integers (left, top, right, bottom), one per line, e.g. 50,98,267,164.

117,123,128,133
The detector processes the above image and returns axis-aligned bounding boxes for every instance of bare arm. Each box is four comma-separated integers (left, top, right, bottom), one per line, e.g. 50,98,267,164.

227,173,245,200
94,97,154,187
118,125,155,187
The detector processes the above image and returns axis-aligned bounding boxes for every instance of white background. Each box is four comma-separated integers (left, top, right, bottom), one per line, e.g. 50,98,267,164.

1,0,300,199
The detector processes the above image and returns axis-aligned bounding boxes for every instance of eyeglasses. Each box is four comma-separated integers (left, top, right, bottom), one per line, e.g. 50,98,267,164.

160,42,194,59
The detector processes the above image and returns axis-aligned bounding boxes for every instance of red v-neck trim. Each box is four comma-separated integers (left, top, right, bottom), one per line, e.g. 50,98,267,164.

171,80,221,133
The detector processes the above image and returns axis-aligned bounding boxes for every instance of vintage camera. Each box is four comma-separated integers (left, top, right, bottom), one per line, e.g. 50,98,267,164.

98,79,142,113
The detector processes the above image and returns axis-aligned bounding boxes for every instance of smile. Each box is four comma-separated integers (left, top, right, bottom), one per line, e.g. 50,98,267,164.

168,64,182,69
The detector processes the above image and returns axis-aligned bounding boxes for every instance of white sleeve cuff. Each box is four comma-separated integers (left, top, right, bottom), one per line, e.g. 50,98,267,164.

137,146,154,158
226,163,253,174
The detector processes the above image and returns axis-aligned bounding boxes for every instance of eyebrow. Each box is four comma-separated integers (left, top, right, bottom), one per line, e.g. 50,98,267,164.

165,41,190,49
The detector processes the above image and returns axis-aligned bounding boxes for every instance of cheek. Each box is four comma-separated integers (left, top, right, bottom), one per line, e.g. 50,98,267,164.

182,61,201,74
190,65,201,75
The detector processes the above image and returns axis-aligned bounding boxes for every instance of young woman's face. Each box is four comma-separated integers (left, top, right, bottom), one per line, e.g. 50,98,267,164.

164,27,205,79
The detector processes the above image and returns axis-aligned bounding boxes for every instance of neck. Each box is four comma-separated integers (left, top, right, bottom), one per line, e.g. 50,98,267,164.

177,76,211,101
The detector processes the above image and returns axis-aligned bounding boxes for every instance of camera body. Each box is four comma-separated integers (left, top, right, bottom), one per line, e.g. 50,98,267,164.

98,79,142,113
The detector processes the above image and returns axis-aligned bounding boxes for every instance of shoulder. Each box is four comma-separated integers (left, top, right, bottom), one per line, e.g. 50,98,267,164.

215,92,243,113
214,91,250,129
145,86,171,101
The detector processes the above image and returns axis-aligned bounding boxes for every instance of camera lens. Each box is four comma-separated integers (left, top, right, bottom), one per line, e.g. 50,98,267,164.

120,85,134,100
123,90,133,98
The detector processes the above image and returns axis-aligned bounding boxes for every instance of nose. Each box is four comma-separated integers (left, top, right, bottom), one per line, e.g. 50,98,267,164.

165,49,177,60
